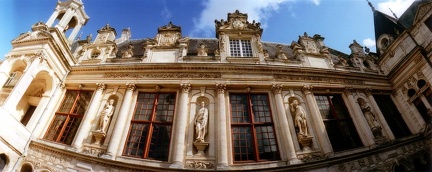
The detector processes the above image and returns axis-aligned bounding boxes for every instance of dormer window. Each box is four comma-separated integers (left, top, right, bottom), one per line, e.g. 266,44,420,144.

229,39,253,57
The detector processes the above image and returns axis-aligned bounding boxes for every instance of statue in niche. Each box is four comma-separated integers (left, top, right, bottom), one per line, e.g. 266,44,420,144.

358,99,380,130
197,44,208,56
290,99,308,136
194,101,208,142
97,99,115,133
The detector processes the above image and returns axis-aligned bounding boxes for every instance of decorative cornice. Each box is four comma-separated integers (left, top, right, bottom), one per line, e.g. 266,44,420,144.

275,75,364,85
103,73,221,79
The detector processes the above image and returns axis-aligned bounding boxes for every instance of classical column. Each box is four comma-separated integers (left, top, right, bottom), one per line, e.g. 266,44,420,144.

365,89,395,140
170,83,190,168
302,85,332,155
72,83,106,150
68,22,83,42
2,56,42,116
46,10,60,27
102,83,135,159
343,87,375,146
271,84,300,164
216,83,228,169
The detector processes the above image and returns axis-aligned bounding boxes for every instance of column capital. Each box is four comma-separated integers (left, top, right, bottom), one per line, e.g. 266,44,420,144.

126,83,136,91
271,84,282,95
344,87,354,96
365,88,372,97
302,85,313,95
215,83,226,94
180,83,191,93
96,83,106,91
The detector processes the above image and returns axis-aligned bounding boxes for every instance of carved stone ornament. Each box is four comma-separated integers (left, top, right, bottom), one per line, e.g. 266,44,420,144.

126,83,136,91
104,73,221,79
121,44,134,58
186,161,214,169
271,84,283,94
214,10,263,37
298,32,319,54
156,22,182,47
215,83,226,94
275,75,364,85
276,44,288,59
197,44,208,56
180,83,191,93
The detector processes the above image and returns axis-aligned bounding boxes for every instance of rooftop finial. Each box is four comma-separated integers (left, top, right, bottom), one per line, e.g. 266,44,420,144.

366,0,375,12
389,7,398,19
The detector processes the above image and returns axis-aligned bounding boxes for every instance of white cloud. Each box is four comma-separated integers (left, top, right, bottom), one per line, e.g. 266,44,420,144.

377,0,414,18
363,38,376,47
190,0,320,37
363,38,376,52
161,7,172,20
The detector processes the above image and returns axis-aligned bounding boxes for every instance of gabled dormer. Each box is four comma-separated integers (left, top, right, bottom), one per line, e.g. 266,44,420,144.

77,24,118,64
46,0,89,43
214,10,263,63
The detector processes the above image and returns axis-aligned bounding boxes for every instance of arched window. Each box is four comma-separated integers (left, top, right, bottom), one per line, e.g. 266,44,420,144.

20,163,33,172
0,154,8,171
408,89,416,98
417,79,426,89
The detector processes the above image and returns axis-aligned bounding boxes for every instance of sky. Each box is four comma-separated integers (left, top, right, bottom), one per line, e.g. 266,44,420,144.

0,0,415,60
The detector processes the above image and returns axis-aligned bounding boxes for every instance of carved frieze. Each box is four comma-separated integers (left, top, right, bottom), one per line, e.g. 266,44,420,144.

103,73,221,79
186,160,214,169
215,10,263,37
275,75,364,85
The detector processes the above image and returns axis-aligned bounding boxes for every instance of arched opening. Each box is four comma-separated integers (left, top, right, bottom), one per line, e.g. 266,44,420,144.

417,79,426,90
20,163,33,172
18,71,53,127
408,89,416,98
0,154,9,171
0,60,28,106
363,60,371,69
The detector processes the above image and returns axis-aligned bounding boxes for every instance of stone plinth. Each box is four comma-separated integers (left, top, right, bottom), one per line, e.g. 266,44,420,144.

193,141,209,157
298,135,313,152
92,130,106,145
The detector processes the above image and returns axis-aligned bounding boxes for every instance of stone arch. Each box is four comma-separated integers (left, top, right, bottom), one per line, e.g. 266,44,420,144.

18,70,54,126
2,58,28,88
19,162,33,172
417,79,427,90
0,153,9,171
407,89,416,98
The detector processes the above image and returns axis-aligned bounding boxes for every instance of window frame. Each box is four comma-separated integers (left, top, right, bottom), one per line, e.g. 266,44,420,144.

229,39,253,57
229,93,280,163
315,94,363,152
43,90,94,145
122,92,176,161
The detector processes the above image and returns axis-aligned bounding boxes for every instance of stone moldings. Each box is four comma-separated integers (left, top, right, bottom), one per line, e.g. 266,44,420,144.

103,73,221,79
275,75,364,84
186,160,214,169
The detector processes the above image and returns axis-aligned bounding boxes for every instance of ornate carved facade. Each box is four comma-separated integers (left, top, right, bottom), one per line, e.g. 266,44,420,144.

0,0,431,171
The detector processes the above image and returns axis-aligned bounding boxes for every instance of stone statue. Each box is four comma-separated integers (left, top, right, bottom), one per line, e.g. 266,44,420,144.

197,44,208,56
359,100,380,129
97,99,115,133
290,100,308,136
194,101,208,142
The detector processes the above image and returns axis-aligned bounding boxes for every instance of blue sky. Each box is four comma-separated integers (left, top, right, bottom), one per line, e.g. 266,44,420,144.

0,0,414,60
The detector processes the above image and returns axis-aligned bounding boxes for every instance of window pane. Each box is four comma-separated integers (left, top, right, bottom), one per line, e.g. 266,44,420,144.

230,93,280,162
134,93,156,121
124,123,149,157
148,124,172,161
44,90,92,144
124,92,176,161
230,94,250,123
241,40,253,57
230,40,241,57
232,126,254,161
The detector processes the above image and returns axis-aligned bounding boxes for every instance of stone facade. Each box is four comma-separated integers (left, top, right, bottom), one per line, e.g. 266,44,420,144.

0,0,431,171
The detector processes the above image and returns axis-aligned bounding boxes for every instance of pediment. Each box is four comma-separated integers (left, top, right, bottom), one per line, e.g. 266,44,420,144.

414,2,432,24
215,10,263,36
12,30,52,44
